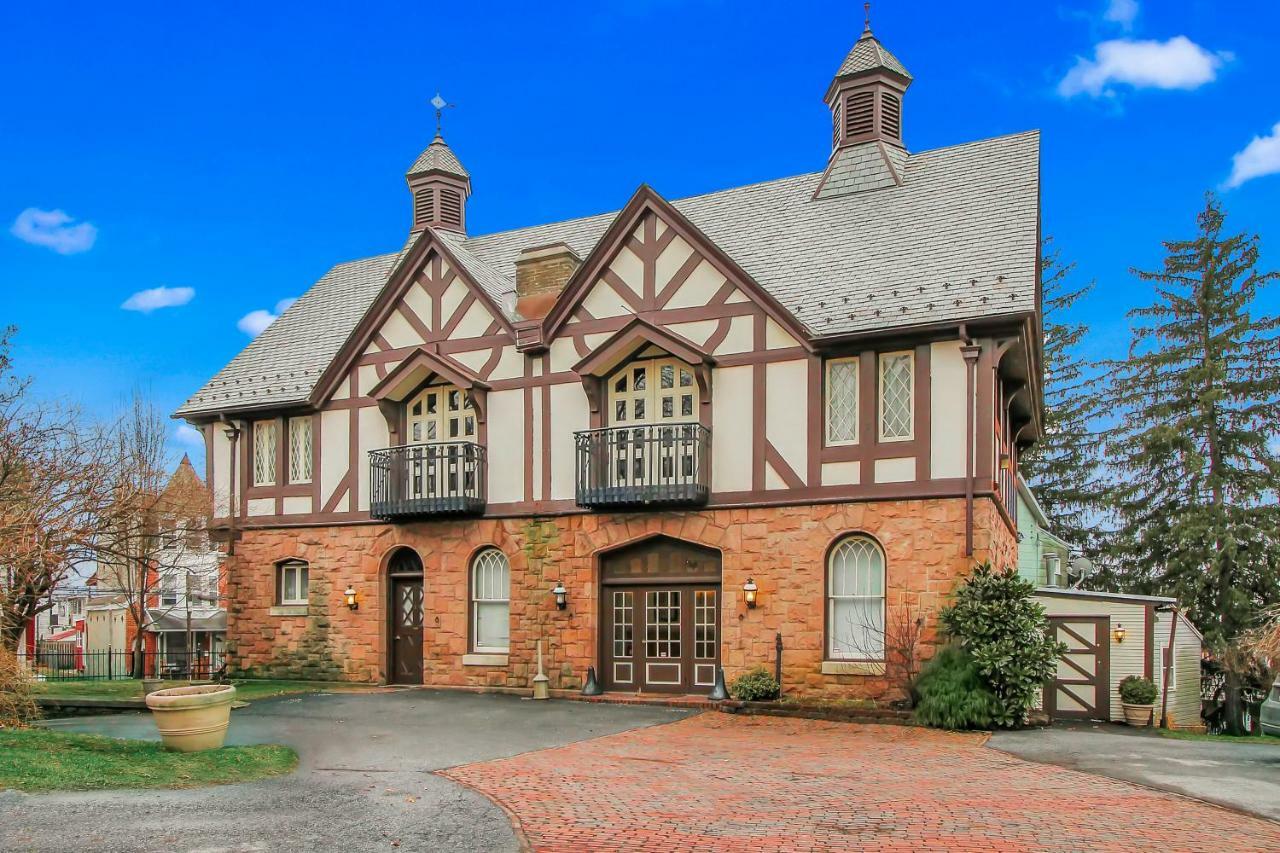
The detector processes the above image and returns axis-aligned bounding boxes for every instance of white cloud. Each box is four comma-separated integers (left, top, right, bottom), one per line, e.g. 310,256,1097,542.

10,207,98,254
121,285,195,313
1104,0,1139,29
237,297,297,337
1059,36,1228,98
174,423,205,449
1225,121,1280,189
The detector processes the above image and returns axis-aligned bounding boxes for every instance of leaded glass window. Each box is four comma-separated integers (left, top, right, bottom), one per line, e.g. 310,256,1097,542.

825,357,859,445
288,416,312,484
879,352,914,441
252,420,277,486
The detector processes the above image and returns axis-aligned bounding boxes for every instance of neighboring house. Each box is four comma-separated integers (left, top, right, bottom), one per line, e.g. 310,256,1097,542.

176,20,1043,700
1016,478,1070,587
90,456,226,678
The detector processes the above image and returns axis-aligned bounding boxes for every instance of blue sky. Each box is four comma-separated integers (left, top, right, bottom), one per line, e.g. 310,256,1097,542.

2,1,1278,476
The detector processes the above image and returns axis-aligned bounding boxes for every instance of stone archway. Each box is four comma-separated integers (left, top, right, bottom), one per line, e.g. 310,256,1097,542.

598,536,722,694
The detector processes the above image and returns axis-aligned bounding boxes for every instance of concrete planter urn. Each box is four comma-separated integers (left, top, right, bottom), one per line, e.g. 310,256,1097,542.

142,678,165,696
1121,702,1154,727
145,684,236,752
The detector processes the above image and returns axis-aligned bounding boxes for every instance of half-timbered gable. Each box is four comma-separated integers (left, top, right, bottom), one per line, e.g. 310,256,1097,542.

177,17,1044,701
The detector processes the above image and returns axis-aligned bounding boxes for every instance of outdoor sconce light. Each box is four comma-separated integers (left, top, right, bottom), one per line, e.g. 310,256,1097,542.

344,585,359,611
743,578,758,609
1112,624,1126,643
551,580,568,610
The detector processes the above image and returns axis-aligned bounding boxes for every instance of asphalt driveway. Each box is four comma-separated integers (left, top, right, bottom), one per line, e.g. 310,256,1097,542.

0,689,690,852
992,722,1280,821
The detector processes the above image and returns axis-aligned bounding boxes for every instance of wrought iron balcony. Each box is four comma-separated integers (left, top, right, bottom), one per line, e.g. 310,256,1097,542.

369,442,486,520
575,423,710,509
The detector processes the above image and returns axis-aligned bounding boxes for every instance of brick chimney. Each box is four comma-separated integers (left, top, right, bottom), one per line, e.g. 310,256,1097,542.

515,242,580,321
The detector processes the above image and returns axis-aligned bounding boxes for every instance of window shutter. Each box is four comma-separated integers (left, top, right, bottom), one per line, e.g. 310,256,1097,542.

844,91,874,138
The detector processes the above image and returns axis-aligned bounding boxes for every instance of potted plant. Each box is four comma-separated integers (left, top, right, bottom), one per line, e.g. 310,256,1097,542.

144,683,237,751
1119,675,1158,727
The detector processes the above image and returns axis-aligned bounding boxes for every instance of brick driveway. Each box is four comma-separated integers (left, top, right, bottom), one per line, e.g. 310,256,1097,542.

442,713,1280,852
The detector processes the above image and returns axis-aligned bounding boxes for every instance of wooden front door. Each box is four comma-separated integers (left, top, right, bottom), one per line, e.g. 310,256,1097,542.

599,537,721,694
390,577,425,685
1045,616,1110,721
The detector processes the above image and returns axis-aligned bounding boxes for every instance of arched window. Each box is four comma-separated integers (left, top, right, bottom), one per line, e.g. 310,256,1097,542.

471,548,510,653
827,536,885,660
277,559,309,607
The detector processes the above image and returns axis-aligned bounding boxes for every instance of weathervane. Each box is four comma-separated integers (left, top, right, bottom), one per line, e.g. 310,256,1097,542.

430,92,456,136
863,1,872,33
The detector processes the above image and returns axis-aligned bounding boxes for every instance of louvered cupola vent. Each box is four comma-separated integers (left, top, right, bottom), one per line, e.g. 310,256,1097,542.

882,93,901,140
439,188,463,229
844,91,875,138
832,102,842,149
414,189,436,225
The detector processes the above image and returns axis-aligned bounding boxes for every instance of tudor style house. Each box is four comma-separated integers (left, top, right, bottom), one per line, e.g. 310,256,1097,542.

177,20,1041,700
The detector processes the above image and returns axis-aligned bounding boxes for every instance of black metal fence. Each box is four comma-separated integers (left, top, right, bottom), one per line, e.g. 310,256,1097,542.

575,423,711,508
27,646,225,682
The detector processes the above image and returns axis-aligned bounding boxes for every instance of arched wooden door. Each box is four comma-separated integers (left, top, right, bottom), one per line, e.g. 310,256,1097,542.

387,549,425,685
600,537,721,694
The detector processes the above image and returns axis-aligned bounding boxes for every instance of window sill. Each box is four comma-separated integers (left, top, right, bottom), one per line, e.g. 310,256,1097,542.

270,605,308,617
822,660,885,676
462,653,509,667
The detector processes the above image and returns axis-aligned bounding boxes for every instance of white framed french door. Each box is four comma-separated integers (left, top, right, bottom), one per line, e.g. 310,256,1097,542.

605,358,700,489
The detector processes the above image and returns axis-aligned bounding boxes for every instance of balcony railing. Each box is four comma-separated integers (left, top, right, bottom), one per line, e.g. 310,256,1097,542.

369,442,486,520
575,423,710,508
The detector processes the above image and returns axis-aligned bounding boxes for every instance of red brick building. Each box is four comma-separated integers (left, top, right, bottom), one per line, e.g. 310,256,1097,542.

177,19,1040,702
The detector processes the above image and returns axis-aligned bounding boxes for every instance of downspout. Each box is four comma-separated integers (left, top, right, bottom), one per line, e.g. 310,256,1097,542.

220,418,241,557
959,325,980,557
1159,605,1179,729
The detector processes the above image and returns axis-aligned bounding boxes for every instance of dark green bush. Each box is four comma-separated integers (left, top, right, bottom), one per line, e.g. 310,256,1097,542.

912,645,999,730
1119,675,1158,705
730,666,780,701
938,561,1066,728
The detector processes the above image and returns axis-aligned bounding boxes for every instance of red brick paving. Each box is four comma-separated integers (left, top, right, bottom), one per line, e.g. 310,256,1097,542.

442,713,1280,852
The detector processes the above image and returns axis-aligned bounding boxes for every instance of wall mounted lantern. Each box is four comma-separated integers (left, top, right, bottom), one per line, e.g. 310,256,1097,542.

1112,623,1126,644
344,585,359,611
743,578,758,609
551,580,568,610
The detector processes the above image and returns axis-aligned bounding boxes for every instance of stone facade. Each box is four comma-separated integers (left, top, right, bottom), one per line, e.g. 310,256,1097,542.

224,496,1016,702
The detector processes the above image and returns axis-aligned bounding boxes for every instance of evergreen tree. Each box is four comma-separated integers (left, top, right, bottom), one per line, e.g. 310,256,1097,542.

1104,194,1280,730
1021,240,1105,552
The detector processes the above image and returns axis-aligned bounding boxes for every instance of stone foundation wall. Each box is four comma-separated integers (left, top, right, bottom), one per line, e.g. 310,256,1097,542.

224,497,1015,702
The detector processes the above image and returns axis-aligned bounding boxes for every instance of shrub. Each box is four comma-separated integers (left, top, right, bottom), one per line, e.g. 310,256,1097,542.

729,666,780,702
1119,675,1158,705
912,645,999,730
0,645,40,728
939,561,1066,728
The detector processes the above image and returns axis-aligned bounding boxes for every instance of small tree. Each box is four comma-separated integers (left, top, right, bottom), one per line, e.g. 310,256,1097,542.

839,603,926,705
940,562,1065,728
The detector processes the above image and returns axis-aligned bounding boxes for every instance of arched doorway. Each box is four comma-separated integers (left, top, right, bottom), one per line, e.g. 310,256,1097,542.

599,536,721,694
386,548,424,685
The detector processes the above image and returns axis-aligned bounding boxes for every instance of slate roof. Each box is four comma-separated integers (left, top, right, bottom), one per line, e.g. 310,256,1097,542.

408,134,470,178
834,31,912,81
177,129,1039,417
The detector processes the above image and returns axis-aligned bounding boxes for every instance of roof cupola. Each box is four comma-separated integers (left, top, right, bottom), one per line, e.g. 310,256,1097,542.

406,94,471,235
824,4,912,152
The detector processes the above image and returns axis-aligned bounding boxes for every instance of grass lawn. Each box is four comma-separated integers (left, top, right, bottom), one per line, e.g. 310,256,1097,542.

33,679,372,703
1157,728,1280,746
0,728,297,792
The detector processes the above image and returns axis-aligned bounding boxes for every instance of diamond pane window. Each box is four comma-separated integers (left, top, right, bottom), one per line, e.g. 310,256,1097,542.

288,417,312,484
471,548,510,653
825,358,859,445
827,536,885,659
879,352,914,441
252,420,277,486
